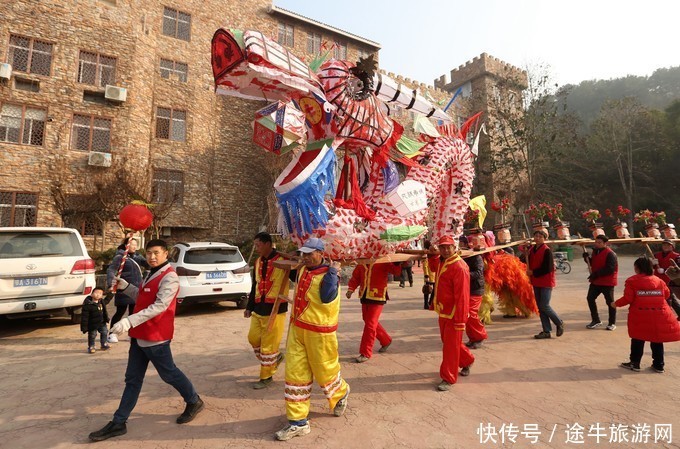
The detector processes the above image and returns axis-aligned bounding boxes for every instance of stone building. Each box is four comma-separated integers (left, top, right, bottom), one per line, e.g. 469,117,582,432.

435,53,528,224
0,0,383,251
1,1,506,252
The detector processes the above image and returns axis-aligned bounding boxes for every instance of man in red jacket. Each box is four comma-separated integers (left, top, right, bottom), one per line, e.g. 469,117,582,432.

431,235,474,391
346,262,403,362
88,240,203,442
653,239,680,319
582,235,618,330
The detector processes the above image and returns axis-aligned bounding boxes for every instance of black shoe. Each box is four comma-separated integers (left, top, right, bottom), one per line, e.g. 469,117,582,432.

177,396,204,424
556,321,564,337
534,331,551,339
650,365,665,373
620,362,640,372
460,366,471,377
88,421,127,442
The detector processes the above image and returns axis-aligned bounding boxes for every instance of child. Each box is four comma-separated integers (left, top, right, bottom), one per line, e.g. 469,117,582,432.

81,287,110,354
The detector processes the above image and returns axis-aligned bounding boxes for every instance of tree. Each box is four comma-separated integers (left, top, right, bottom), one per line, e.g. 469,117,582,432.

586,97,670,231
483,63,583,210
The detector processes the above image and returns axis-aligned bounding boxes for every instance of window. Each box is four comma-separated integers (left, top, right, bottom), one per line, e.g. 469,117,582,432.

0,191,38,227
306,32,321,54
333,42,347,60
155,107,186,141
162,6,191,41
8,34,53,76
277,23,294,47
71,114,112,152
159,58,188,82
0,103,46,146
152,169,184,204
78,51,116,87
67,218,103,237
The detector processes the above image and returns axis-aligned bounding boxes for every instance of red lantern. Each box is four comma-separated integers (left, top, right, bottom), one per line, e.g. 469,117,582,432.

119,203,153,231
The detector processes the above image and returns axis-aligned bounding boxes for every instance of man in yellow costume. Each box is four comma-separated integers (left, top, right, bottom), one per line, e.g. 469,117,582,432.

275,238,350,441
244,232,289,389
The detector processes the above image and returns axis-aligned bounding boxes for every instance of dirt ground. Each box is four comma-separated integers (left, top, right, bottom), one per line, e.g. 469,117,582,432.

1,255,678,449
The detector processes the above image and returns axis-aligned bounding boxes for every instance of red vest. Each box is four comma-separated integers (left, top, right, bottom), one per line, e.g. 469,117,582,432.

255,253,288,303
128,267,178,341
528,244,555,288
590,247,618,286
654,251,680,285
614,274,680,343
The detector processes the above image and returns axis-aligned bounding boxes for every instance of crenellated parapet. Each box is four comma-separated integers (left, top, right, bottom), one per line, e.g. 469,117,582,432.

434,52,528,91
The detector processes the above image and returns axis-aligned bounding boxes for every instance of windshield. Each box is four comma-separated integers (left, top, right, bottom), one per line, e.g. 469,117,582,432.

0,232,84,259
184,248,242,264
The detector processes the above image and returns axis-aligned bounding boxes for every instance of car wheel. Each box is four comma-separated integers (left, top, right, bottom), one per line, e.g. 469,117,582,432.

68,307,82,325
236,296,248,309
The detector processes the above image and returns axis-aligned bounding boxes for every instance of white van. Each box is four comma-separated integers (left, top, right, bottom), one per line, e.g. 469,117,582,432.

0,227,96,322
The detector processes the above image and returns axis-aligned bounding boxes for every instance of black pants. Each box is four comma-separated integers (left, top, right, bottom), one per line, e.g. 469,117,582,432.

111,304,135,326
423,287,432,309
629,338,664,369
400,267,413,287
586,284,616,325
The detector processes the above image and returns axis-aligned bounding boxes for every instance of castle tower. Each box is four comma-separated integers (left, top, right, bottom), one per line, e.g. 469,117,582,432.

435,53,528,224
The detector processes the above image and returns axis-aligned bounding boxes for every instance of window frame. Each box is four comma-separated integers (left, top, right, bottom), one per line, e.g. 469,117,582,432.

7,34,54,77
0,102,47,147
152,168,184,205
159,58,188,82
0,191,39,227
277,22,294,47
333,41,347,60
155,107,187,142
306,32,321,55
77,50,117,87
162,6,192,42
70,113,113,153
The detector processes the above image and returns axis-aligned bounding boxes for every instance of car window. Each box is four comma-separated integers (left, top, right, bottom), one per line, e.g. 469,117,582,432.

183,248,242,264
0,232,84,259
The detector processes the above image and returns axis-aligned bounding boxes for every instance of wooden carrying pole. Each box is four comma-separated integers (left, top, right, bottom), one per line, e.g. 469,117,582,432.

267,260,302,332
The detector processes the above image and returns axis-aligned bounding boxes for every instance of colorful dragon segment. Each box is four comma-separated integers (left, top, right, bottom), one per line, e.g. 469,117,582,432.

211,28,476,260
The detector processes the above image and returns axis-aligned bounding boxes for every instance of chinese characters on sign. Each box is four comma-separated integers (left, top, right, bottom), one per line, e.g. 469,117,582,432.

477,423,672,445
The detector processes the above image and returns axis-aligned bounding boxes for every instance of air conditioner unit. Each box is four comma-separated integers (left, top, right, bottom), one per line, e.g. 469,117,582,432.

88,151,112,167
0,63,11,80
104,85,127,102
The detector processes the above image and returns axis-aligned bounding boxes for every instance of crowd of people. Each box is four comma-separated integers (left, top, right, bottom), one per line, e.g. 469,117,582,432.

84,232,680,442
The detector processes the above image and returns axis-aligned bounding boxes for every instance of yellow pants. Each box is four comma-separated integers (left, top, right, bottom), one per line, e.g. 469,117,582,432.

248,312,286,380
284,325,349,421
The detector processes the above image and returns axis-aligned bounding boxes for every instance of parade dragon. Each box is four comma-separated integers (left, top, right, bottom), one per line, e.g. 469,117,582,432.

210,28,479,261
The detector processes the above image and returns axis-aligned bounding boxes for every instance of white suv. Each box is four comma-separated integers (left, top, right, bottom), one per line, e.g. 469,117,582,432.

169,242,251,308
0,227,96,322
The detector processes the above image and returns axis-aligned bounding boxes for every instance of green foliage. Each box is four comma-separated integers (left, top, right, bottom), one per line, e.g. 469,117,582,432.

90,247,118,273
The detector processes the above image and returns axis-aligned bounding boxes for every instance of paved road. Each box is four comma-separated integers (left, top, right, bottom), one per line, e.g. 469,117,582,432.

0,255,678,448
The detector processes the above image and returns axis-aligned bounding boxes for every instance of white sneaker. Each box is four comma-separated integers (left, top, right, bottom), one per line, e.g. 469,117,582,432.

107,333,118,343
606,324,616,331
333,386,350,416
275,422,311,441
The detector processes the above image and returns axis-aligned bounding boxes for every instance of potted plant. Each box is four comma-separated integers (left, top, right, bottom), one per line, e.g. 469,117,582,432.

652,211,677,239
524,202,551,236
491,197,512,244
551,203,570,240
611,205,631,239
582,209,605,238
463,208,486,250
635,209,660,238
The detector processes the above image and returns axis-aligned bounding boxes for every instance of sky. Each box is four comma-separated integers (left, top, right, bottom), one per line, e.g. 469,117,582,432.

275,0,680,88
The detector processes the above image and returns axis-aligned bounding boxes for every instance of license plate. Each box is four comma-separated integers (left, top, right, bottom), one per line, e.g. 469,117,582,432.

206,271,228,280
14,277,48,287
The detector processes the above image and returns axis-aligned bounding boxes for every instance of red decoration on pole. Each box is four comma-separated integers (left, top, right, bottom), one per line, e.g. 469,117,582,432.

119,203,154,231
112,202,153,293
